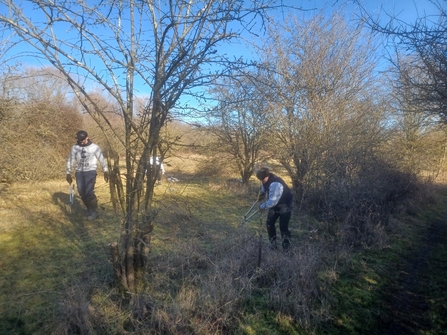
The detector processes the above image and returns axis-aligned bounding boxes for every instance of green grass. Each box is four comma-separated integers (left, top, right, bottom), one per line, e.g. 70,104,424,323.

0,181,120,334
320,188,447,335
425,243,447,334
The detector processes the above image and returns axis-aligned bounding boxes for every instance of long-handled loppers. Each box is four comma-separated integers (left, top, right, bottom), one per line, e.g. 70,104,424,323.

239,199,259,226
69,184,75,213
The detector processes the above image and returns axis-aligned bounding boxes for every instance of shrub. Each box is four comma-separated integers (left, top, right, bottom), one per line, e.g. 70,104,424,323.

0,100,82,182
305,156,419,248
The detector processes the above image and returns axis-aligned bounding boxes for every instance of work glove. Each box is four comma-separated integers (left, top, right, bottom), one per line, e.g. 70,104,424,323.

66,174,72,184
104,171,109,183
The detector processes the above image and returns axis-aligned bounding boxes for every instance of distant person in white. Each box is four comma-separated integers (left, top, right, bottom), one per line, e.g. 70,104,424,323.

148,156,165,185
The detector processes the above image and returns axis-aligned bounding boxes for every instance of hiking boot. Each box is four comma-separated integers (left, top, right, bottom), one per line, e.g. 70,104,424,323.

282,239,291,251
87,211,98,221
281,232,291,251
269,240,278,250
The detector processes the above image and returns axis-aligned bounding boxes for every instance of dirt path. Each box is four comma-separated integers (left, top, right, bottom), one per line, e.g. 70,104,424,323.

377,215,447,334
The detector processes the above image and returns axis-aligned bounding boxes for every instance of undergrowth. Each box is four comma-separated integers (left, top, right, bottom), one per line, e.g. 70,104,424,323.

1,168,447,334
319,184,447,334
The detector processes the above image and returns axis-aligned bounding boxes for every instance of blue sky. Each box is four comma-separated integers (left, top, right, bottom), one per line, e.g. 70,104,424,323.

292,0,441,20
6,0,442,63
221,0,444,59
2,0,443,101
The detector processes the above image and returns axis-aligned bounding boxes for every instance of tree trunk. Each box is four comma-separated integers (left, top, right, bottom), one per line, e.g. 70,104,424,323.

109,242,122,289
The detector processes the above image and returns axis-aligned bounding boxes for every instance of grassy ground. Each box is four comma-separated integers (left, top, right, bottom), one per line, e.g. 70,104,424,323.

1,159,447,334
322,185,447,335
0,179,120,334
0,156,273,334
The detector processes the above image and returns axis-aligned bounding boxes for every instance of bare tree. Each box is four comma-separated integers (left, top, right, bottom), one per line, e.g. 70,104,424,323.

259,13,387,206
0,0,278,292
204,72,271,183
387,60,447,179
359,0,447,122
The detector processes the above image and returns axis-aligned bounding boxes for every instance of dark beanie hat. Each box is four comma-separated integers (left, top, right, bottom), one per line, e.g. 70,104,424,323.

256,167,270,180
75,130,88,140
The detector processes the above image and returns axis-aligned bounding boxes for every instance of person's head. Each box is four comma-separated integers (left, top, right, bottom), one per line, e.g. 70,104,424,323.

256,167,270,183
76,130,89,145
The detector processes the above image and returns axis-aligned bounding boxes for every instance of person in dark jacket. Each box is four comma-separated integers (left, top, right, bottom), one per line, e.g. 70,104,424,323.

66,130,109,220
256,167,293,250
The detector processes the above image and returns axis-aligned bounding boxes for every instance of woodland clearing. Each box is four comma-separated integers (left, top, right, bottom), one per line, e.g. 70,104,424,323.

1,157,447,334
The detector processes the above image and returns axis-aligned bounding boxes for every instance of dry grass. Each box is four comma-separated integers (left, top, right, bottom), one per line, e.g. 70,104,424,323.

0,152,330,335
2,154,432,334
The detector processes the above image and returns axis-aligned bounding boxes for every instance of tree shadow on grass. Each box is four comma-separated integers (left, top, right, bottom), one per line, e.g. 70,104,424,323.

0,187,119,335
373,185,447,335
51,190,121,271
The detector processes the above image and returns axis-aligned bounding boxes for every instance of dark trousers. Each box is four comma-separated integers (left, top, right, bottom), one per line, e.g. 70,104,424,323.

75,170,97,209
266,203,292,249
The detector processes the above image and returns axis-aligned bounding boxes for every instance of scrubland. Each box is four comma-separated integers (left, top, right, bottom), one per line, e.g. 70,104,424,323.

1,155,446,335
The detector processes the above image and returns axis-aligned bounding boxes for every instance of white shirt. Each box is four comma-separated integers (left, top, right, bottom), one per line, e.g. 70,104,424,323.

149,156,165,174
66,142,108,174
260,182,284,209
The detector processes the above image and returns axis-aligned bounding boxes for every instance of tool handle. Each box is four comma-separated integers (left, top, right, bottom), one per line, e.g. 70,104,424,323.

69,185,74,203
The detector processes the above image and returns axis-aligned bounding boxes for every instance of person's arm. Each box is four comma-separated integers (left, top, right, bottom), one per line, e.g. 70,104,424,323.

95,146,109,182
66,147,75,184
260,182,283,210
95,147,108,173
66,147,75,175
